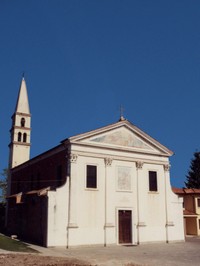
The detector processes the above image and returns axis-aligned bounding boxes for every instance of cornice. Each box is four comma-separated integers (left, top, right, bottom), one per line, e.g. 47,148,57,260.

70,141,171,157
10,126,31,131
11,141,31,147
70,149,169,166
63,121,173,157
12,112,31,118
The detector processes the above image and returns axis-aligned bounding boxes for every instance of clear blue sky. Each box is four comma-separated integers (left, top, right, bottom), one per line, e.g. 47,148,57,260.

1,0,200,188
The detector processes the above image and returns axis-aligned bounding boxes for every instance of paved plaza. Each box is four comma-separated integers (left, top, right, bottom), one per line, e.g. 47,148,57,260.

1,236,200,265
29,236,200,265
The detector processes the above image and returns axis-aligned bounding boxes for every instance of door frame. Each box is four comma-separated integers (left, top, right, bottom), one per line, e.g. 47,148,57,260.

116,207,135,245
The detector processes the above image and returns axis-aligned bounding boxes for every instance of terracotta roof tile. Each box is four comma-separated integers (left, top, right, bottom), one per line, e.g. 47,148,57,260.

172,187,200,195
172,187,185,194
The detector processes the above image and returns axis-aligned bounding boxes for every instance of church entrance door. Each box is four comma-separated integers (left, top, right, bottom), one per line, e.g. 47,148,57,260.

118,210,132,244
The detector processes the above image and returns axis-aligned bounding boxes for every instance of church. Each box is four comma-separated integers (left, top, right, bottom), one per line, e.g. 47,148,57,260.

6,77,185,247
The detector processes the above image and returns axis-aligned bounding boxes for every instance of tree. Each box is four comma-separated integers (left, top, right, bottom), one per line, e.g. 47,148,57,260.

0,168,8,204
185,151,200,188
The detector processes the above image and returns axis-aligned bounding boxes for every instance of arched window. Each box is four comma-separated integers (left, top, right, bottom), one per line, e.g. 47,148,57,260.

23,133,27,143
21,117,25,127
18,132,22,142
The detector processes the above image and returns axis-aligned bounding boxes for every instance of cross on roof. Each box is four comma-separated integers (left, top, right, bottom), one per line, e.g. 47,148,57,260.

119,105,125,121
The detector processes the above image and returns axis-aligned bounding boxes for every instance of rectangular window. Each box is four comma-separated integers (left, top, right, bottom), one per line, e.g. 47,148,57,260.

149,171,157,192
197,198,200,208
86,165,97,189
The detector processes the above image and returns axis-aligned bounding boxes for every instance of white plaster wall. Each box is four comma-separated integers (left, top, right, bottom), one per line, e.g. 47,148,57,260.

166,187,185,241
67,156,105,246
47,181,69,247
49,142,184,246
12,144,30,167
139,164,166,242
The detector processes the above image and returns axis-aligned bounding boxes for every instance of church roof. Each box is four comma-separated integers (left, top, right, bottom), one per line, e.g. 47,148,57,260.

12,118,173,172
62,118,173,157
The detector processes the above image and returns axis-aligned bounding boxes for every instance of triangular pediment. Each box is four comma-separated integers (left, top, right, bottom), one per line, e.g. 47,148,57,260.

66,120,173,156
89,127,154,151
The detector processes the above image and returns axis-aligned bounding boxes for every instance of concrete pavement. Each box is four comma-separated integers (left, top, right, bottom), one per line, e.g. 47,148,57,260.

27,236,200,266
1,236,200,265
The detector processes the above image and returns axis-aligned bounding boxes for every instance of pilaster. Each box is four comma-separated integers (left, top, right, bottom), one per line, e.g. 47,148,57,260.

104,157,114,246
67,153,79,229
136,161,146,244
163,163,174,243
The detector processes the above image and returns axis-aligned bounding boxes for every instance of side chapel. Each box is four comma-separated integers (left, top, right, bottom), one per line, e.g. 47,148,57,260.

6,77,185,247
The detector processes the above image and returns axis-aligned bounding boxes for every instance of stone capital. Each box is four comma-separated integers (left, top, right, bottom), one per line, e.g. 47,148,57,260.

68,153,78,163
136,161,144,169
104,157,113,167
163,164,170,172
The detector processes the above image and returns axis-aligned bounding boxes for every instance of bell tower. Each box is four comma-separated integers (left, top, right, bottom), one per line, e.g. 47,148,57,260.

8,77,31,169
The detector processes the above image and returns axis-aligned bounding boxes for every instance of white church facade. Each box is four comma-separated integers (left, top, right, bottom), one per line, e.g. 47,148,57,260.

7,77,185,247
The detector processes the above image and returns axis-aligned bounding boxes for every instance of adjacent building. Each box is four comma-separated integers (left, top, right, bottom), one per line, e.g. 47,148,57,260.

173,187,200,236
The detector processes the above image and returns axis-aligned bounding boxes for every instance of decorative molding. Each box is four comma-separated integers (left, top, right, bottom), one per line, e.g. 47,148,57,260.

136,161,144,169
68,153,78,163
166,221,174,227
137,222,146,227
12,126,31,130
71,150,170,166
67,223,79,229
12,141,31,146
104,157,113,166
163,164,170,172
15,112,31,117
104,223,115,228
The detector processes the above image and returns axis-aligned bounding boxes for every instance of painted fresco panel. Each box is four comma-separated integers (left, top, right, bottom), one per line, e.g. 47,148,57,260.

117,166,132,191
91,129,153,150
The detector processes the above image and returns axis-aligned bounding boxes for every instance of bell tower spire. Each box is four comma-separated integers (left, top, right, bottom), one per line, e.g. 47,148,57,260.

8,76,31,168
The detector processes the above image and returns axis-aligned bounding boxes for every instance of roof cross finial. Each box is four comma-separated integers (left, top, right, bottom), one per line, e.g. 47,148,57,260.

119,105,125,121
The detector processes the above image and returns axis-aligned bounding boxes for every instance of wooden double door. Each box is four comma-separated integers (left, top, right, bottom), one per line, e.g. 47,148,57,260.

118,210,132,244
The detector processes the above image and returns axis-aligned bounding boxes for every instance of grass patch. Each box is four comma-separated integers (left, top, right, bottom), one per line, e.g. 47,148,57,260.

0,235,38,253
